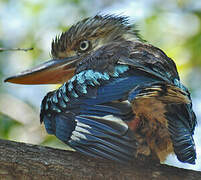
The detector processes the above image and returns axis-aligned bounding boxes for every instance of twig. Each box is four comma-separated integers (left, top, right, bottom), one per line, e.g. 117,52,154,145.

0,47,33,52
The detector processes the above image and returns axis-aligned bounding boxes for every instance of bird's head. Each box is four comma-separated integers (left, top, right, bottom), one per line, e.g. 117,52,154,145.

5,14,142,85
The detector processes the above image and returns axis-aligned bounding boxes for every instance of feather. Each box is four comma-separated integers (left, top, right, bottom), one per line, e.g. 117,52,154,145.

68,115,137,163
165,104,196,164
128,82,196,164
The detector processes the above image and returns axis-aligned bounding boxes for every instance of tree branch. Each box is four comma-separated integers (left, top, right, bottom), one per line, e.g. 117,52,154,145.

0,47,33,52
0,139,200,180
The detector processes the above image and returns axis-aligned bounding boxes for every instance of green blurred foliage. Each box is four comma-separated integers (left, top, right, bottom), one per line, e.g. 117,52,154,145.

0,113,21,139
185,12,201,67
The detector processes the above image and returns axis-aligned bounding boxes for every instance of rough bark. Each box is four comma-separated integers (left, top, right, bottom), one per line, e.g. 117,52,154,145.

0,139,200,180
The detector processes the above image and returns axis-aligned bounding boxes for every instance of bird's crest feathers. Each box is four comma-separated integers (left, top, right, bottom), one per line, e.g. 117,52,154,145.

51,14,142,58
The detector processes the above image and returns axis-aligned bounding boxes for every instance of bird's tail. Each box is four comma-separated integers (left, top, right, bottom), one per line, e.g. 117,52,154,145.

165,103,196,164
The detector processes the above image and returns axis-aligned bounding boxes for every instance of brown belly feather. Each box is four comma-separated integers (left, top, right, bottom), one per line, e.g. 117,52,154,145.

127,98,174,162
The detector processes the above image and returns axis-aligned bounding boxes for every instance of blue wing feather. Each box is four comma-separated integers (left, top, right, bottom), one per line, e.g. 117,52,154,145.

83,73,159,105
68,115,136,163
166,104,196,164
40,67,165,163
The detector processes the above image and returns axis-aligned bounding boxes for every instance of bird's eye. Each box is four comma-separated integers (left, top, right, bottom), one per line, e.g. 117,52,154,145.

79,40,90,52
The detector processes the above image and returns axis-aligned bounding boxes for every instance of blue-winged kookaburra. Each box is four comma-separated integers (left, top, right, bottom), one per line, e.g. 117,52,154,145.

5,15,197,164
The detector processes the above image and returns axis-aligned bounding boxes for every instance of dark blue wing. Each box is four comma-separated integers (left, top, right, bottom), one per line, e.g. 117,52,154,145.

42,101,137,163
69,115,137,163
40,68,161,163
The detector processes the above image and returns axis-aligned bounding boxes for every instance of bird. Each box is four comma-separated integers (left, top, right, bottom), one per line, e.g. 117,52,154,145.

5,14,197,164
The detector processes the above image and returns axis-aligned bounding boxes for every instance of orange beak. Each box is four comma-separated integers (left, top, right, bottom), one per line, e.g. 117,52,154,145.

4,56,80,85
